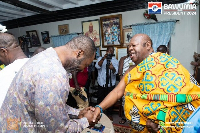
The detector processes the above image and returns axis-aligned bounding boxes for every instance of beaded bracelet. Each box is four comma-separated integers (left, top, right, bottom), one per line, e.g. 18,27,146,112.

95,105,103,115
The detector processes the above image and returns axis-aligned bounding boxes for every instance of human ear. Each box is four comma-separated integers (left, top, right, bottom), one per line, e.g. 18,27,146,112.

146,41,152,51
0,48,8,56
76,50,84,58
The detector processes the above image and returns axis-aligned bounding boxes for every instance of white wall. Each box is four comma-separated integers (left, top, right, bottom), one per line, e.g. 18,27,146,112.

8,6,199,73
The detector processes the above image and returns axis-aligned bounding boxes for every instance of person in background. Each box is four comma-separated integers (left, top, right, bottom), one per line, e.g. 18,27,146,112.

118,47,135,80
118,46,135,124
191,52,200,84
93,34,200,133
95,46,118,120
156,45,167,53
32,46,46,57
69,67,89,110
0,35,100,132
0,33,29,108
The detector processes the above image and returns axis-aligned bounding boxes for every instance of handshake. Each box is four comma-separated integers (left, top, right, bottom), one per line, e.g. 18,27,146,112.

77,106,102,127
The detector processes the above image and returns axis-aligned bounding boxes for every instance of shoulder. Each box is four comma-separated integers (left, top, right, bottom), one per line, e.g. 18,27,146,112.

120,56,127,61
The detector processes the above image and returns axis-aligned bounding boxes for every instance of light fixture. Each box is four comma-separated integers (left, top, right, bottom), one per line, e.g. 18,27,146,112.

0,24,7,33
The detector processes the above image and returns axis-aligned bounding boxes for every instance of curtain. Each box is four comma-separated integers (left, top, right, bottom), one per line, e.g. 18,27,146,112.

51,33,78,47
132,20,176,51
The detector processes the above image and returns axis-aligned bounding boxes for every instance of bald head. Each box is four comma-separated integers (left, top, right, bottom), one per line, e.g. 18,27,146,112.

131,34,152,47
0,33,26,65
0,33,19,49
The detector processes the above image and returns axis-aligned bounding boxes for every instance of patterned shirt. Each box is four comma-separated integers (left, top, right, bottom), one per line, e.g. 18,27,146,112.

0,47,89,133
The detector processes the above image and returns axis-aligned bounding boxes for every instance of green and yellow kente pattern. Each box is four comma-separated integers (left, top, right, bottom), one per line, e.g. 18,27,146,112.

124,52,200,133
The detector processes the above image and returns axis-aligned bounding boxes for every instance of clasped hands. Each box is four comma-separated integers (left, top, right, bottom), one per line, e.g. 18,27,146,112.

79,107,161,132
78,106,102,127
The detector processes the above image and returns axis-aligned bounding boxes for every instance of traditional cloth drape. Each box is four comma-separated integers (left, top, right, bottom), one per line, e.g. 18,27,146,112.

124,52,200,133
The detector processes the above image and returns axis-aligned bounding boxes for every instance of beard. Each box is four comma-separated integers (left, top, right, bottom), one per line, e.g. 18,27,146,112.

64,57,84,73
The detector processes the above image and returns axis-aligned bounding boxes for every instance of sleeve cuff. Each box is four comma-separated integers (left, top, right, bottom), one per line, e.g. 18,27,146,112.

79,117,89,129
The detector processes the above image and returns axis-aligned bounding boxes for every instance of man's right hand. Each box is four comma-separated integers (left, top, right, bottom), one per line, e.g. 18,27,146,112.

84,110,98,127
92,107,101,123
103,52,109,59
79,107,100,127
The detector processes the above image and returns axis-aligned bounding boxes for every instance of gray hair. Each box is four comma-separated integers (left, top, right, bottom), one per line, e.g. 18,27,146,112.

66,35,96,58
0,33,19,48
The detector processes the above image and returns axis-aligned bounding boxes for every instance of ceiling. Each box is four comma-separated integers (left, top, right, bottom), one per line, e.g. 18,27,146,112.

0,0,188,29
0,0,114,23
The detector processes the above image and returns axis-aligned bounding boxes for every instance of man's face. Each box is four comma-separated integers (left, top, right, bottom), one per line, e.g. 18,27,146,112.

78,53,95,71
65,52,95,72
128,36,148,65
89,26,93,32
107,47,114,55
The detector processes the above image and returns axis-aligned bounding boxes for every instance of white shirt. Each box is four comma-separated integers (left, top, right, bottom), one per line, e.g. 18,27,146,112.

95,56,119,87
0,58,29,108
122,57,135,75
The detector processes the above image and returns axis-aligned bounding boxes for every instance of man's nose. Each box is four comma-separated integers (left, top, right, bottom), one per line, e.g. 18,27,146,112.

128,46,133,51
